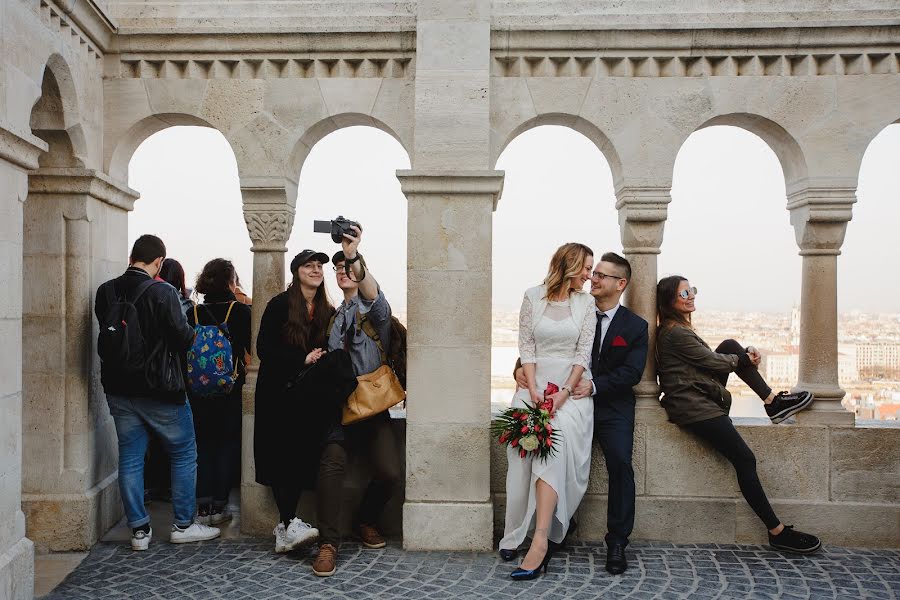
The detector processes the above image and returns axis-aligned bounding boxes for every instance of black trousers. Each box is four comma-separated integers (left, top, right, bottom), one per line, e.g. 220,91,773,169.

714,339,772,401
683,415,781,530
317,414,402,546
594,407,636,546
193,389,242,507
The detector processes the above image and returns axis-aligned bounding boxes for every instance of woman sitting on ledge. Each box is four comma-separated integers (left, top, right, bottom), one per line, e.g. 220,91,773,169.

655,275,821,554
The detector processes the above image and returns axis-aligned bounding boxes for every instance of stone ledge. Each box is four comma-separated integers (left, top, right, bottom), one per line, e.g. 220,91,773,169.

0,536,34,600
0,127,48,173
27,168,139,211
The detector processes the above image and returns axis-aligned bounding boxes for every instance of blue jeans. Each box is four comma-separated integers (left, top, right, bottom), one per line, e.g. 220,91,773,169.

107,394,197,528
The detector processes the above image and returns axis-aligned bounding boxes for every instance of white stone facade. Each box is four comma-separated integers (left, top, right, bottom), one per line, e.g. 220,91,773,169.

2,1,899,597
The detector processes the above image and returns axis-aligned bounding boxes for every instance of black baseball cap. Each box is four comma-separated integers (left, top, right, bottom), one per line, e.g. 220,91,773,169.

332,250,347,265
290,249,329,273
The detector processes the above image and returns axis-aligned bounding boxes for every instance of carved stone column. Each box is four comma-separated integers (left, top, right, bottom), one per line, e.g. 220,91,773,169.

239,182,295,534
0,126,45,600
397,170,504,551
21,168,137,552
788,186,855,426
616,185,671,423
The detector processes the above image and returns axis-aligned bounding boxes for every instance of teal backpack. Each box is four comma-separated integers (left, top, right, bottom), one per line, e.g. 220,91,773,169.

186,302,237,397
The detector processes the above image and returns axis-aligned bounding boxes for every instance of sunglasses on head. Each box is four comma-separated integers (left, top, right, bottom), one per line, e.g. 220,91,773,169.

678,287,698,300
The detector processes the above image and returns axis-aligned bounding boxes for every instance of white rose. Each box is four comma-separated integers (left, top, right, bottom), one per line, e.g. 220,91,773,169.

520,435,539,452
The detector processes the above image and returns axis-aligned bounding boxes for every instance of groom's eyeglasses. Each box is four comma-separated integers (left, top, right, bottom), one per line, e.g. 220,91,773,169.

678,287,698,300
591,271,623,281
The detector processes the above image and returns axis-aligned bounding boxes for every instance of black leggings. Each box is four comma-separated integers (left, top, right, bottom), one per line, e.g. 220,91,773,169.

683,415,780,530
272,484,303,527
714,339,772,401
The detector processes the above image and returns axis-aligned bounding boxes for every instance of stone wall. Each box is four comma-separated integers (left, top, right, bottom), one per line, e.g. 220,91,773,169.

490,420,899,548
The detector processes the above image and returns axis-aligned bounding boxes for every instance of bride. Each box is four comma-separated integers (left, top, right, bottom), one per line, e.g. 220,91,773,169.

500,242,597,580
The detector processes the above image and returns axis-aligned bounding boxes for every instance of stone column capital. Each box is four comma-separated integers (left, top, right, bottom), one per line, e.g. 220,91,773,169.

787,186,856,256
0,125,48,172
396,170,505,209
241,183,296,252
27,168,139,211
615,185,671,254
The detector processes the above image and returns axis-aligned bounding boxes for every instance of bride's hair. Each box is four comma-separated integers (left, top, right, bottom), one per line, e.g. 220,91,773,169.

543,242,593,300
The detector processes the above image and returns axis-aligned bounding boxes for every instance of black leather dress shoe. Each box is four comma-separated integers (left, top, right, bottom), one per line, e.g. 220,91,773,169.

605,542,627,575
499,548,517,561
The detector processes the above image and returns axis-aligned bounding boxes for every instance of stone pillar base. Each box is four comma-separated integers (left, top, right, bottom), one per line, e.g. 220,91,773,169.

403,501,493,551
794,383,854,426
0,537,34,600
240,482,280,537
22,473,121,553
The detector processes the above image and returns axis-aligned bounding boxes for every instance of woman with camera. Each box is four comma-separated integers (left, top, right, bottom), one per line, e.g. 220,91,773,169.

254,249,356,555
655,275,820,554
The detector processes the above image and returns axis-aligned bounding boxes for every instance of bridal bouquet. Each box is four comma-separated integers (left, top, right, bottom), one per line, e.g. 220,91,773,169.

491,382,561,461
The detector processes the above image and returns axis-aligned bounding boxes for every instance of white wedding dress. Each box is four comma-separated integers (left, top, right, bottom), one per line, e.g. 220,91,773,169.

499,289,596,549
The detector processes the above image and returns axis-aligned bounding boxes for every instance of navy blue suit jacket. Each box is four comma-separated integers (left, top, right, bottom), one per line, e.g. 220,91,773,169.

592,305,649,421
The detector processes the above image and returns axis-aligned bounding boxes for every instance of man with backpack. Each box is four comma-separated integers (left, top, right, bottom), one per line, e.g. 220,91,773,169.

95,234,221,551
311,225,403,577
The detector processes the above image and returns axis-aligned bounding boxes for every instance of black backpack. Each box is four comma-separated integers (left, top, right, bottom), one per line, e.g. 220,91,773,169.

97,278,159,375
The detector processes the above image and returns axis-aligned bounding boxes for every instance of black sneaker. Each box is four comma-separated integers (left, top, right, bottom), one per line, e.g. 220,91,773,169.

766,391,814,424
769,525,821,554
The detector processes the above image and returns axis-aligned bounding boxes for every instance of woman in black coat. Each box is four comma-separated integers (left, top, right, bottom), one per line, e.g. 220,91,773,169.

254,249,356,554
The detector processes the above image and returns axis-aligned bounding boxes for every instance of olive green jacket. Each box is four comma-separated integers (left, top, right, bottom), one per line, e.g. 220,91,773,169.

656,324,741,425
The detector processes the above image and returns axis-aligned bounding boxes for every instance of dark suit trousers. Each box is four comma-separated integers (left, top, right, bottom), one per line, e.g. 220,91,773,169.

594,403,636,546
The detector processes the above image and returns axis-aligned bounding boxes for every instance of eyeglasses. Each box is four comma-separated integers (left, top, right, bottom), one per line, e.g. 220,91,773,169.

678,287,698,300
332,264,346,272
591,271,624,281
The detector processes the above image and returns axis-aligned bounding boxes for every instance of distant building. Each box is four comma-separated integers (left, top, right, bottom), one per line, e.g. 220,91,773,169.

857,344,900,379
876,403,900,420
762,346,857,384
763,350,799,384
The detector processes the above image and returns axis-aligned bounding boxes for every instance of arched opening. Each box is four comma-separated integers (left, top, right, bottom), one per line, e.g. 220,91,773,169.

287,125,411,317
840,122,900,421
491,125,619,409
127,126,249,297
663,125,800,418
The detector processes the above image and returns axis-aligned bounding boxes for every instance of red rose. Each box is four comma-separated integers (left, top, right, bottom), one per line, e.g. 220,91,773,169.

533,424,541,432
519,448,527,458
499,432,509,444
547,438,553,447
545,425,552,434
511,438,519,447
544,382,559,397
520,425,530,434
519,414,528,421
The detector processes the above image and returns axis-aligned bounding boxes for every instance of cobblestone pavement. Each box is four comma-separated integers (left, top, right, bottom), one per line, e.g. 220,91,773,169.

43,539,899,600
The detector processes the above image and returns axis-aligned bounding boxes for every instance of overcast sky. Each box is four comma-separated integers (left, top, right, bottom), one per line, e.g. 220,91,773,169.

128,123,900,314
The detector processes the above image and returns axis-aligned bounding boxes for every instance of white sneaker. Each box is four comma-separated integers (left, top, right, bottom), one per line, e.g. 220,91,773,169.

274,522,289,553
210,508,233,526
170,522,220,544
131,527,152,551
282,518,319,552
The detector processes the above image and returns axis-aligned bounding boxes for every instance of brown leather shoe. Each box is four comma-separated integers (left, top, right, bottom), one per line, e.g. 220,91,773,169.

312,543,337,577
359,524,386,549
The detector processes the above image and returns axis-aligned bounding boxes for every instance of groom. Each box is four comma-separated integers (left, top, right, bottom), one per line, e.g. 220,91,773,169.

515,252,647,574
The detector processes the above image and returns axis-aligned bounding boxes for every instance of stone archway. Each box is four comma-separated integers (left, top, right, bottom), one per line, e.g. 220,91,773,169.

22,55,138,553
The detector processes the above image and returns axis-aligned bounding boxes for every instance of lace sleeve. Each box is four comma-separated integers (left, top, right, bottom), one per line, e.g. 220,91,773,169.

518,293,537,364
574,305,597,372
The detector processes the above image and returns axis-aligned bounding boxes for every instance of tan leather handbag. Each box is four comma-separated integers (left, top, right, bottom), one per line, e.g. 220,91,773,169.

342,363,405,424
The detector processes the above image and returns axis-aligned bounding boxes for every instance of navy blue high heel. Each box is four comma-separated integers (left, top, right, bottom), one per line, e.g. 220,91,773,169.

499,548,517,561
510,547,552,580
